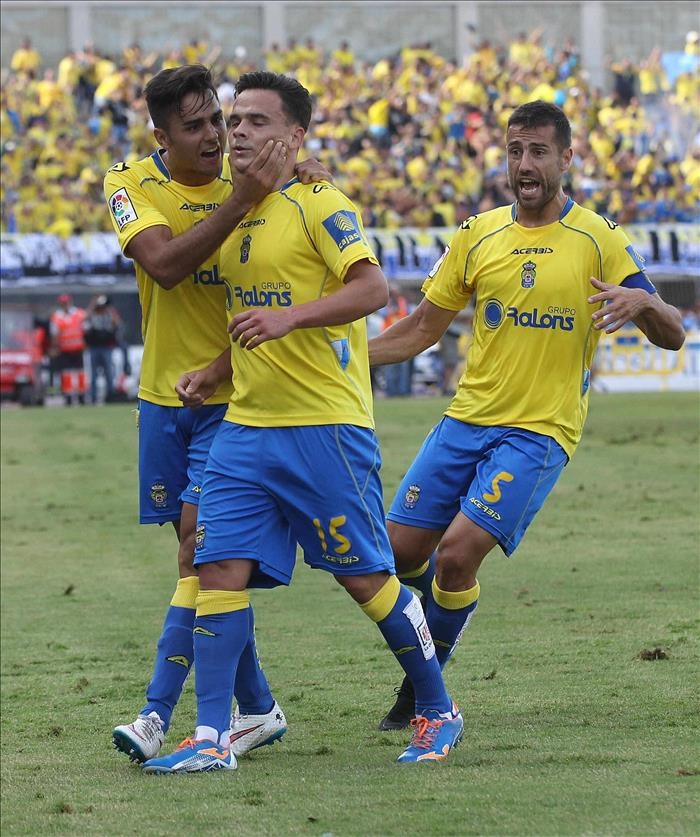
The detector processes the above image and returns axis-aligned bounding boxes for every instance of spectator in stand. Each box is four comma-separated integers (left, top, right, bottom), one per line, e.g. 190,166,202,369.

49,293,87,405
331,40,356,69
83,294,123,404
10,37,41,78
609,58,638,106
2,29,699,234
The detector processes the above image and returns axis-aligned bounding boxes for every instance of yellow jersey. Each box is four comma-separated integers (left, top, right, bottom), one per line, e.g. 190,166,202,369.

219,179,380,428
104,151,234,406
424,199,652,457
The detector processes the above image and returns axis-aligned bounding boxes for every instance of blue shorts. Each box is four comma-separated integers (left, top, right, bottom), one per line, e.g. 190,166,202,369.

387,417,568,556
137,400,227,524
194,422,396,588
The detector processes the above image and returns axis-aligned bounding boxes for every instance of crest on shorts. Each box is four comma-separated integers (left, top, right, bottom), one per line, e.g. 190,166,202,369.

150,482,167,508
195,523,206,551
521,260,536,288
403,483,422,510
240,234,251,263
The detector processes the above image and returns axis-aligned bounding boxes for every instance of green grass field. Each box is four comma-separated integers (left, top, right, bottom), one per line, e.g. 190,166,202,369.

1,392,698,836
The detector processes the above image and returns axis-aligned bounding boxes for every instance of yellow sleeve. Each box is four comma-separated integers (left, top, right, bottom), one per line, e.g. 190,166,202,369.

103,162,170,253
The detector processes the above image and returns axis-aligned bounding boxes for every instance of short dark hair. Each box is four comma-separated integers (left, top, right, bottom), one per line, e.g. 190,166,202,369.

507,100,572,150
234,71,312,130
145,64,218,130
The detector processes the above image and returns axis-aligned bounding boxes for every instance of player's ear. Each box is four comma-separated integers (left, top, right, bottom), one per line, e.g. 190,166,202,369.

560,145,573,172
153,126,170,150
290,125,306,152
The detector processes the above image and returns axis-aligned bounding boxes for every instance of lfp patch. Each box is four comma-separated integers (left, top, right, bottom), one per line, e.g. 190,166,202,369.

322,210,362,252
109,188,138,229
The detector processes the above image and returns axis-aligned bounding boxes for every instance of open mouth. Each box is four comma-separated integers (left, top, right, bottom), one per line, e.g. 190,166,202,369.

201,147,221,160
519,178,540,195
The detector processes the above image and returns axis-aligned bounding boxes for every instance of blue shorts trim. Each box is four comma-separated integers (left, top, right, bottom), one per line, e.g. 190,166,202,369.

137,400,227,524
194,422,395,587
387,417,568,556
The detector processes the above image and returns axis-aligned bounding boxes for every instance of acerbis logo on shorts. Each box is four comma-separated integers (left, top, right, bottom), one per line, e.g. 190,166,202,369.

468,496,501,520
195,523,206,550
150,482,168,508
322,553,360,565
402,484,421,510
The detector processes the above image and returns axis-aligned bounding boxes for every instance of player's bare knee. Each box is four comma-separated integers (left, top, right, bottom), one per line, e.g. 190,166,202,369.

176,530,196,576
435,550,471,589
388,520,440,574
435,538,487,590
198,559,253,591
336,571,390,605
392,549,423,575
177,549,196,577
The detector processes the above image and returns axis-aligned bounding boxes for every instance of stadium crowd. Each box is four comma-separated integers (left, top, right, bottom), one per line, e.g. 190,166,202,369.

1,30,699,237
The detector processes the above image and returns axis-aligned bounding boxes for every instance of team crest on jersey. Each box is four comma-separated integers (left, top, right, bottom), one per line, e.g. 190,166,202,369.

240,234,251,263
195,523,206,551
521,261,536,288
403,484,422,510
109,188,138,229
150,482,167,508
322,210,362,251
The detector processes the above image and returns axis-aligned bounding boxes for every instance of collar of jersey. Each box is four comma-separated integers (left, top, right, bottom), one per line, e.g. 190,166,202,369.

280,176,300,192
150,149,226,184
151,150,171,180
510,196,574,222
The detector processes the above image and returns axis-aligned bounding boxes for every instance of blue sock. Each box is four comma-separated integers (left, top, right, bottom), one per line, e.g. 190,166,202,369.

142,604,194,732
193,591,249,737
232,604,274,715
362,576,452,716
426,580,480,669
398,552,436,598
